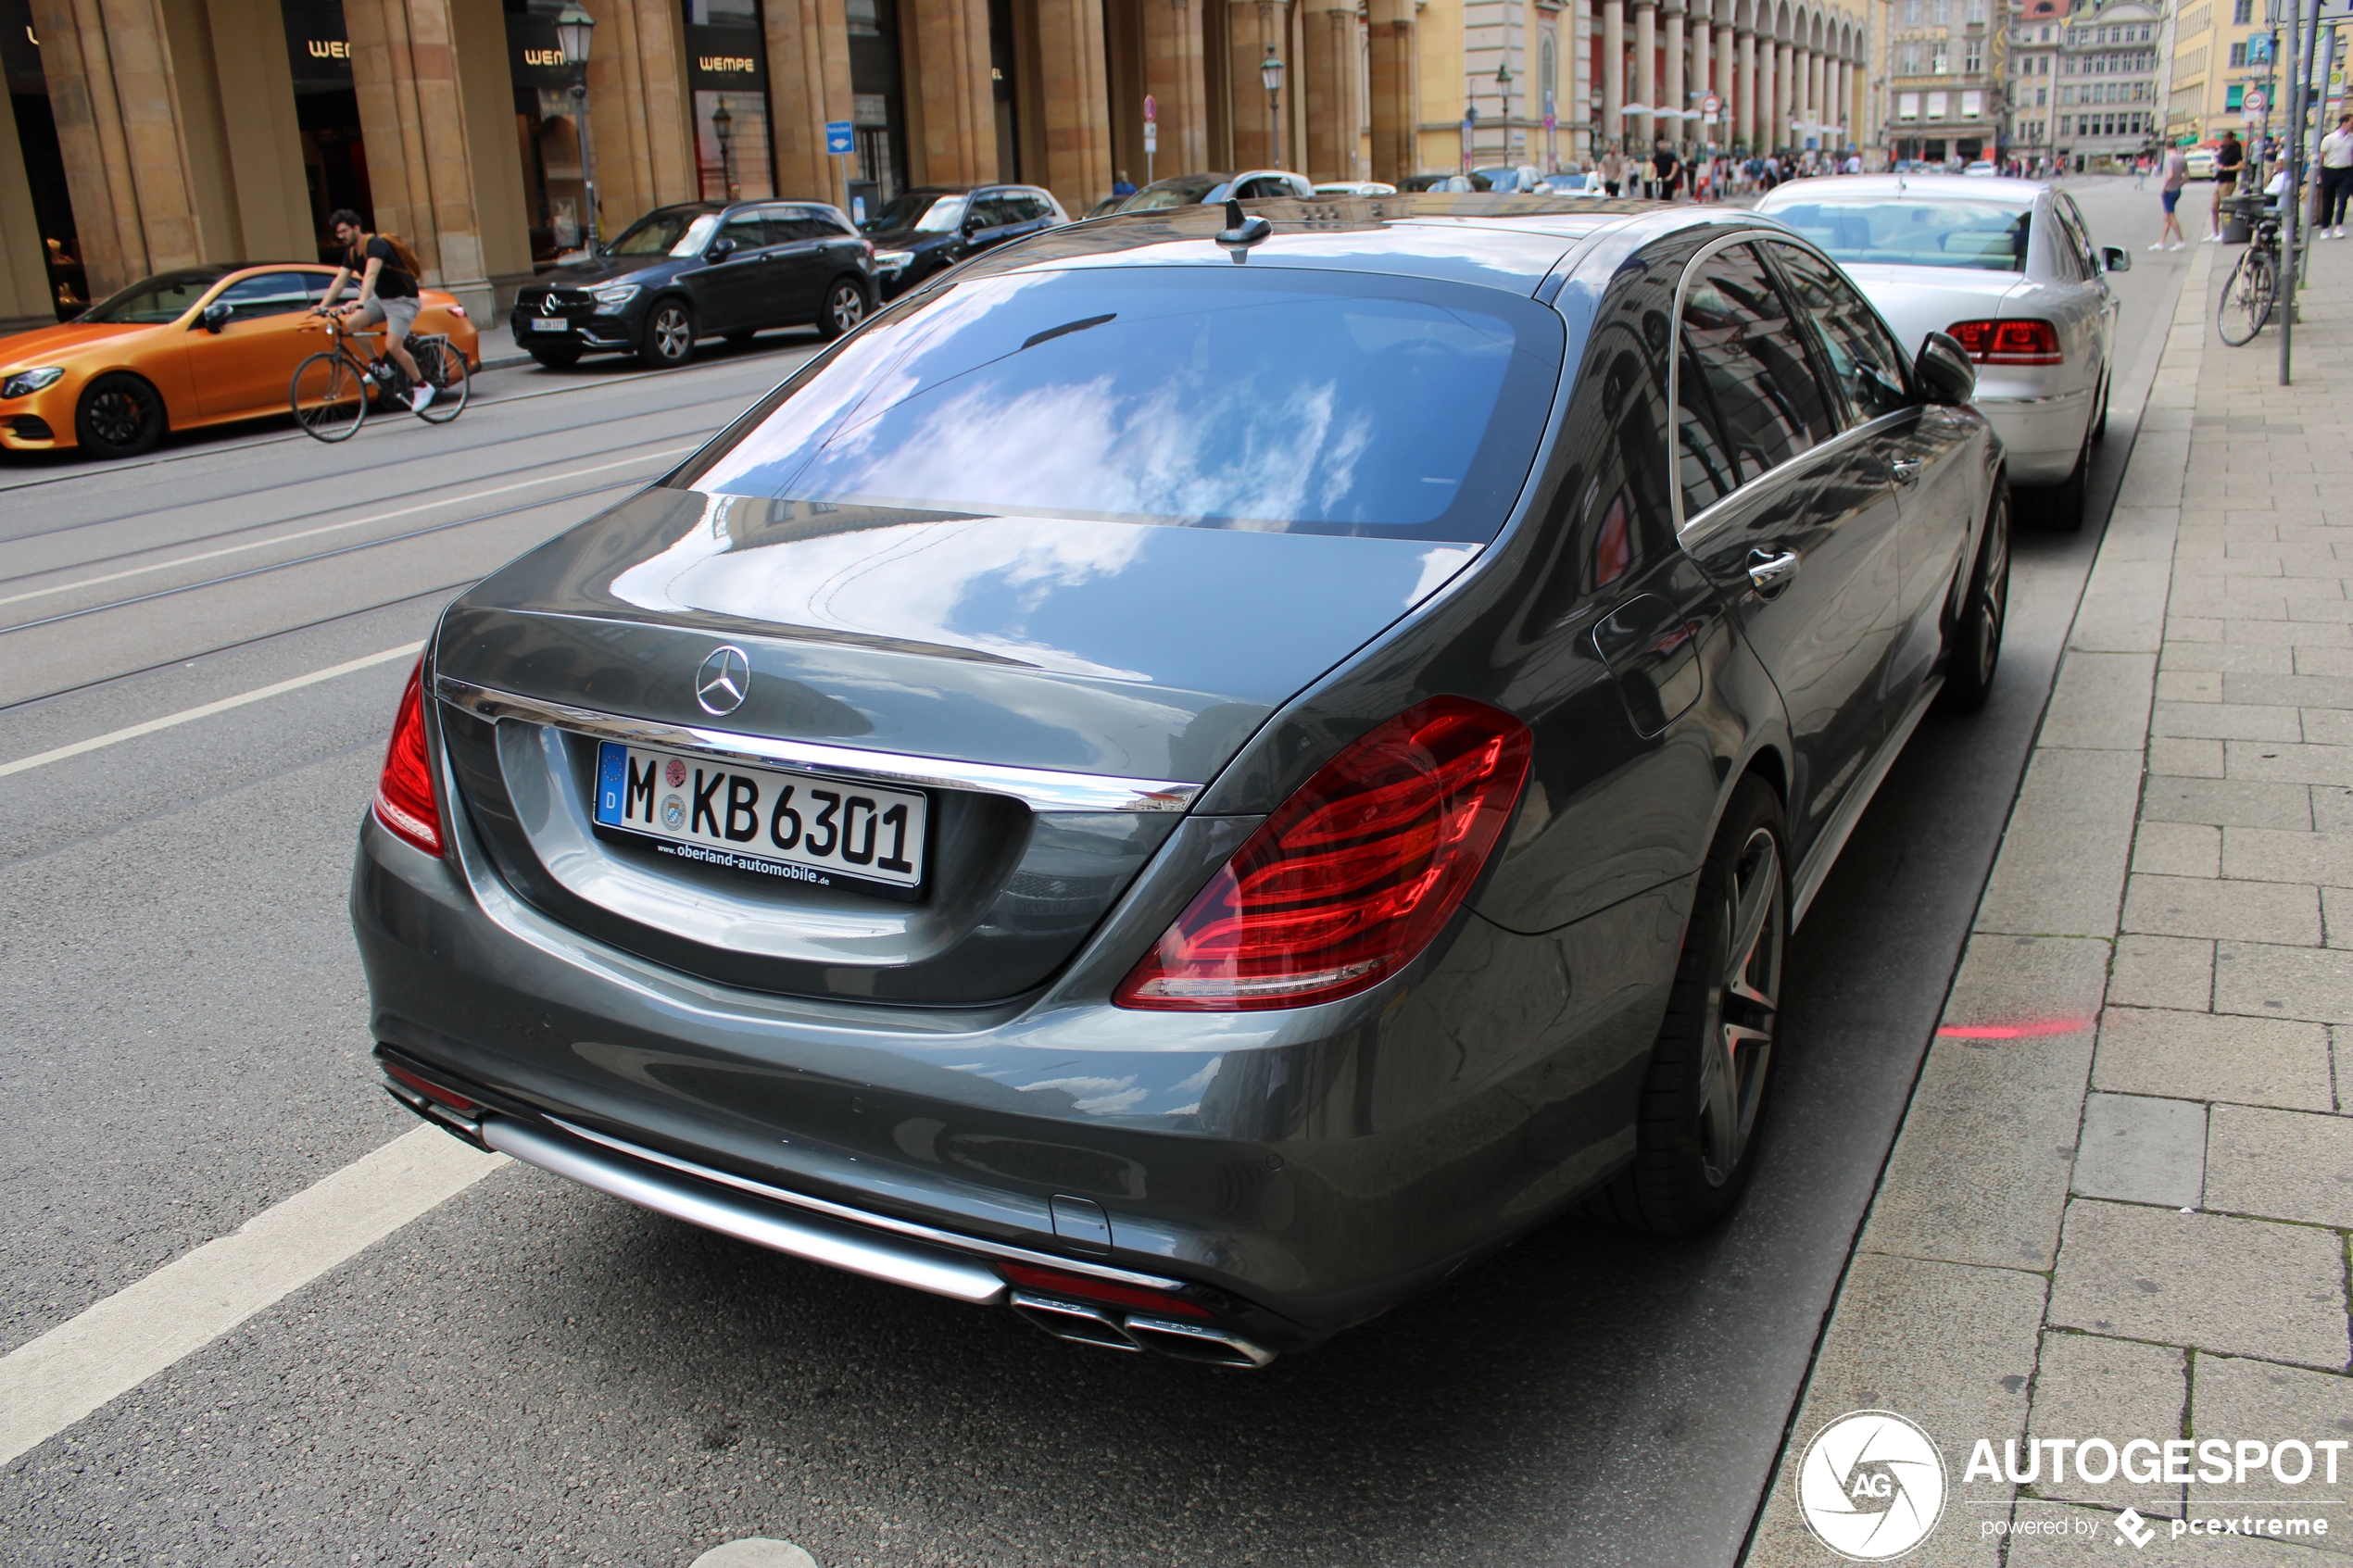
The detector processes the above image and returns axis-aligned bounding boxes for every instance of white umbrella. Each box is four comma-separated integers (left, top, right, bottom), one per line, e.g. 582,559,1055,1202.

1617,102,1655,116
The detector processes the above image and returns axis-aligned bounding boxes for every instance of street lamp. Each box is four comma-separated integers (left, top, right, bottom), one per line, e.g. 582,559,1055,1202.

1262,45,1286,168
555,0,601,251
711,98,735,200
1494,60,1513,166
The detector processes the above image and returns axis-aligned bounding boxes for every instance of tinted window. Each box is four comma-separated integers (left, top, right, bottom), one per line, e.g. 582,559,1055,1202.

82,270,227,323
607,207,720,256
682,268,1564,541
1765,198,2032,271
1116,175,1223,211
1766,245,1915,423
862,192,964,233
720,209,771,250
969,194,1015,229
217,270,325,321
1674,243,1837,517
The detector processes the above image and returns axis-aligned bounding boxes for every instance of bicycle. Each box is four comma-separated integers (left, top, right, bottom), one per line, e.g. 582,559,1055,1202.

2217,194,2281,346
290,312,470,442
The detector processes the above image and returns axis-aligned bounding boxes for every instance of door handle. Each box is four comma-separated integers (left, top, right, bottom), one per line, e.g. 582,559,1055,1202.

1890,457,1925,486
1746,548,1801,593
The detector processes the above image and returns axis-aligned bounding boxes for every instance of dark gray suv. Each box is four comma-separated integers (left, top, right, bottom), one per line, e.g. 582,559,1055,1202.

357,196,2007,1368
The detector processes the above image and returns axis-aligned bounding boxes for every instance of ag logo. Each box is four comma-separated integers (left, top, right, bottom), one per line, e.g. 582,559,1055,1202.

1796,1410,1946,1561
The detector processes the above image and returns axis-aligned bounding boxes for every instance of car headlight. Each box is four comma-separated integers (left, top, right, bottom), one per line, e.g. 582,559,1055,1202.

2,367,64,399
872,251,915,273
590,283,640,307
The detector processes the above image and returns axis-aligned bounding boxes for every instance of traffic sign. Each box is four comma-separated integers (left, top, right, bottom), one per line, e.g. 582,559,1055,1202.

1144,94,1157,121
1703,92,1722,115
1144,122,1158,151
824,119,854,155
2246,86,2270,116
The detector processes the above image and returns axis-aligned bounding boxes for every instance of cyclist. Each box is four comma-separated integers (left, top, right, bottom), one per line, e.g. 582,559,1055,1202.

314,209,433,412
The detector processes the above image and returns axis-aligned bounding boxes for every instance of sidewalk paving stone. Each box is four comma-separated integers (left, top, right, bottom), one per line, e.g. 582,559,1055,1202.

2133,822,2221,879
2214,943,2353,1025
2094,1007,2336,1112
2025,1331,2189,1515
2122,874,2322,946
2071,1094,2207,1209
2108,935,2217,1012
2182,1354,2353,1551
2221,826,2353,885
2202,1106,2353,1227
2143,778,2315,832
2046,1202,2349,1370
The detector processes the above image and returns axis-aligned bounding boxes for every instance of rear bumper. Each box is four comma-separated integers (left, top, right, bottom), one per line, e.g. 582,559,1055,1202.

1975,384,2093,485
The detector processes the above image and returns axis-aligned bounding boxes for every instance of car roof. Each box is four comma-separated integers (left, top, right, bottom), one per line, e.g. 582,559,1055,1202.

1764,173,2042,206
953,195,1763,297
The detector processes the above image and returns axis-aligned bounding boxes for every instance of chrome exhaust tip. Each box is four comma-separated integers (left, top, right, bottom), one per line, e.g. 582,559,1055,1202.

1009,1291,1140,1351
1123,1315,1277,1369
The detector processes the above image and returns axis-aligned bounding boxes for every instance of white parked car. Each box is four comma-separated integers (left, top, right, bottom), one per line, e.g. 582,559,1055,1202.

1755,174,2125,523
1313,180,1398,196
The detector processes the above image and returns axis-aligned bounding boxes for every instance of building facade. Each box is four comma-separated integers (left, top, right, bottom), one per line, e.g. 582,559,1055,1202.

2008,0,2162,169
1877,0,2008,166
0,0,1869,335
2166,0,2271,144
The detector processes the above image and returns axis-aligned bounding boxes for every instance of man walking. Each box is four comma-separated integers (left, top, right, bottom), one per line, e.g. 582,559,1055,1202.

1600,142,1625,197
2155,137,2189,249
2207,130,2245,241
315,210,431,410
1653,138,1682,201
2319,114,2353,239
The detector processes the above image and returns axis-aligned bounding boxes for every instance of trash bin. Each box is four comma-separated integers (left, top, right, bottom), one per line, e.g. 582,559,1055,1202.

2221,191,2261,244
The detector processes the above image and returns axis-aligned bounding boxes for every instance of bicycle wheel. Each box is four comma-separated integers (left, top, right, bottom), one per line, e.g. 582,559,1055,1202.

410,338,469,424
291,352,367,442
2217,248,2276,346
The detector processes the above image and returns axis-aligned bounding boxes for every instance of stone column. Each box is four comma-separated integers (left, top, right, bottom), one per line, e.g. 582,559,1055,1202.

1602,0,1624,157
1663,0,1683,149
768,0,855,208
905,0,995,184
1736,25,1755,150
1227,0,1293,170
1302,0,1359,179
1718,22,1736,144
1793,44,1809,146
1630,0,1655,157
1754,30,1772,153
0,71,56,323
1808,47,1824,146
1690,9,1710,122
1034,0,1113,208
1367,0,1416,182
1774,39,1792,150
1144,0,1212,178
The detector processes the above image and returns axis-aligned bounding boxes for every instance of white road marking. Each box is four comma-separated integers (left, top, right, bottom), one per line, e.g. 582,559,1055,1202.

0,641,423,779
0,1124,507,1465
0,442,698,610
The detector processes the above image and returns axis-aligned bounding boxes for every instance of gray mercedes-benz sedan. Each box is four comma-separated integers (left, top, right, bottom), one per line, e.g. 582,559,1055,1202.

353,195,2009,1368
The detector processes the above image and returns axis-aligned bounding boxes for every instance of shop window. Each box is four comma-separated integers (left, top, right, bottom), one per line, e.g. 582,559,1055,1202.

685,0,774,203
3,0,85,314
847,0,908,218
505,0,591,267
283,0,371,261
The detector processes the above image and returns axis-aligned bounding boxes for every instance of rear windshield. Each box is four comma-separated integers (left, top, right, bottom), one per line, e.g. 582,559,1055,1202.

679,268,1565,542
1765,199,2032,271
1115,177,1223,212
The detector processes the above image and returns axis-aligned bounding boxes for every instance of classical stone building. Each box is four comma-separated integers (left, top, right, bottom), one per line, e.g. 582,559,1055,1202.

1876,0,2009,165
2007,0,2162,169
0,0,1870,334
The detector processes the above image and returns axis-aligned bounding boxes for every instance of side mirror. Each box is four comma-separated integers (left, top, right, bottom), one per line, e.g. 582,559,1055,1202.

706,236,736,260
2101,245,2133,273
1915,330,1976,407
199,300,232,332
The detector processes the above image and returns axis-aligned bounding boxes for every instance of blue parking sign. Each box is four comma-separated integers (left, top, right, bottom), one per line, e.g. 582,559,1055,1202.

824,120,854,155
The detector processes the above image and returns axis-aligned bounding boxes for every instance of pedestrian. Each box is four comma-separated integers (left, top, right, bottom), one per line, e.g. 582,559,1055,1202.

2206,129,2244,241
1600,142,1624,197
2133,156,2148,190
1111,169,1136,198
2319,113,2353,239
1653,138,1681,201
2155,137,2189,249
314,209,432,411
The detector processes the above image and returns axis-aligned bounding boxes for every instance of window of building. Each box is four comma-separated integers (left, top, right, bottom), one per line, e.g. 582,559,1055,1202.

1906,0,1922,22
2226,82,2245,108
1931,0,1950,22
1961,88,1983,115
288,0,370,264
1899,90,1922,118
682,0,775,203
2229,41,2247,66
2232,0,2251,20
2037,85,2047,105
1928,89,1949,116
2060,113,2071,132
1933,48,1951,71
1965,40,1982,70
1902,42,1921,71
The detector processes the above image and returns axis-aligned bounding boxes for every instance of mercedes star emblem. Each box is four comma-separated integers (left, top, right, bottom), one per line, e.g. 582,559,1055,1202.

694,645,750,716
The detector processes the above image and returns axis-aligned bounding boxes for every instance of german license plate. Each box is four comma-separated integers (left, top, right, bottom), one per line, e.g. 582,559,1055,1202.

592,741,926,893
529,316,568,332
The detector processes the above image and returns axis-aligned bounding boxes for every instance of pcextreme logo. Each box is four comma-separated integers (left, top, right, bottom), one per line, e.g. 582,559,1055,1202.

1796,1411,1947,1562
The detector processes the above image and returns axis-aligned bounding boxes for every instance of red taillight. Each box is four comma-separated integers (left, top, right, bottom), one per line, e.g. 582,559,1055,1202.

384,1061,476,1113
373,659,444,856
1944,318,2063,365
1114,696,1531,1011
998,1261,1212,1320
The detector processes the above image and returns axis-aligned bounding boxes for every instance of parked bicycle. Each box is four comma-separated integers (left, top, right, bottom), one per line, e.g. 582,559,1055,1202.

290,313,470,442
2217,194,2282,346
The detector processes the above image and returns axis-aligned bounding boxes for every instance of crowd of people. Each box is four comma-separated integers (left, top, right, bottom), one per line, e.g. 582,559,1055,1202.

1553,141,1869,200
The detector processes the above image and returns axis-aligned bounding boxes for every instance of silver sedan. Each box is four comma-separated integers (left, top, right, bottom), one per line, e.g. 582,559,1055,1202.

1756,174,2126,524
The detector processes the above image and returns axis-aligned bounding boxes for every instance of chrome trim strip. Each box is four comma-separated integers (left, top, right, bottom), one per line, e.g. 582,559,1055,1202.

436,675,1202,814
538,1112,1192,1292
1789,675,1943,930
484,1115,1012,1306
1973,389,2090,408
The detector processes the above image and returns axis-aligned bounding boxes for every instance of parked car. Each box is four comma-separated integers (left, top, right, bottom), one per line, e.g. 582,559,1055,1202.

1962,160,1998,177
510,200,875,370
0,262,479,458
1111,170,1315,213
2184,144,2220,180
861,184,1068,298
1471,164,1545,194
1313,180,1399,196
356,196,2006,1368
1756,172,2123,523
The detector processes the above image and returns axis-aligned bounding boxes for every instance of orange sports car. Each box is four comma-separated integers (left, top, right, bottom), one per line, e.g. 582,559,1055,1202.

0,262,481,459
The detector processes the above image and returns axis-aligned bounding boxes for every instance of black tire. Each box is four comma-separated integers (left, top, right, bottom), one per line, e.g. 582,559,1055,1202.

2090,367,2110,443
2218,247,2275,346
526,345,581,369
1590,775,1788,1236
290,352,367,443
1938,483,2011,714
409,337,469,423
816,276,870,341
639,298,696,369
74,372,166,458
2043,408,2092,531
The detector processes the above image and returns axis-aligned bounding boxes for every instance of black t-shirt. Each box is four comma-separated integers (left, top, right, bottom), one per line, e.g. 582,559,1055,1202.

2217,140,2245,170
347,235,418,298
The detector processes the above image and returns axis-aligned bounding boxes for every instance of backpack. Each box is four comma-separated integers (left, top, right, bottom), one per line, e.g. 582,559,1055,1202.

374,232,425,282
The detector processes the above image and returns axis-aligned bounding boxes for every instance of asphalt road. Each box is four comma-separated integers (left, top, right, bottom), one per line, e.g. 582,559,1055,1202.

0,183,2191,1568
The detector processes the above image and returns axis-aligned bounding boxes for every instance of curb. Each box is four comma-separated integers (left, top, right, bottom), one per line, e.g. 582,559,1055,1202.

1740,242,2217,1566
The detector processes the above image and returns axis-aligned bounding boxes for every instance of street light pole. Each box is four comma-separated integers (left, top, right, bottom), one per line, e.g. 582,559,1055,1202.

1495,60,1513,170
711,99,735,200
1262,46,1286,168
556,1,600,252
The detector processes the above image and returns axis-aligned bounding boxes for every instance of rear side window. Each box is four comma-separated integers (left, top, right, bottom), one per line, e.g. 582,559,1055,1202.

218,270,325,321
1674,243,1837,518
681,267,1565,542
1766,244,1915,424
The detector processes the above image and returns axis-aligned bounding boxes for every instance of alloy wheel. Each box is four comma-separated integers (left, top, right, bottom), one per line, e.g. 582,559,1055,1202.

827,282,866,336
86,388,145,448
1695,826,1782,1187
1973,495,2009,686
650,305,692,362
